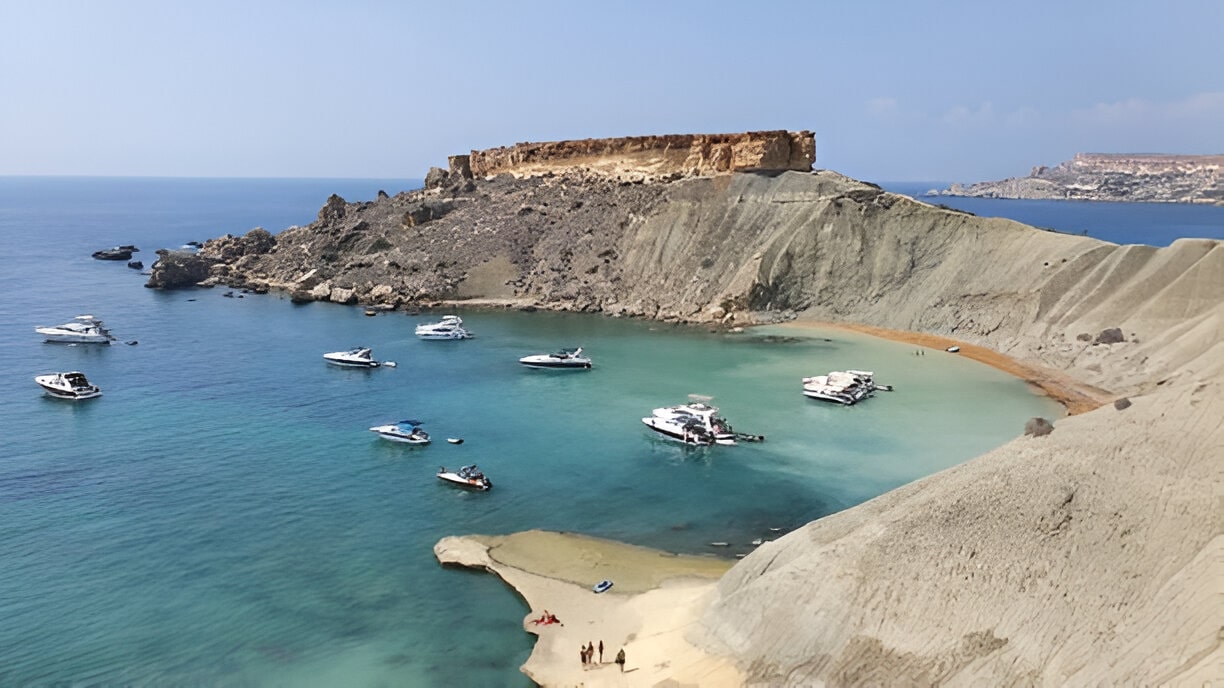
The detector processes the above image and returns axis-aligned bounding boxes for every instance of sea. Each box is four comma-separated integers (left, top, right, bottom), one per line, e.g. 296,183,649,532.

0,176,1214,686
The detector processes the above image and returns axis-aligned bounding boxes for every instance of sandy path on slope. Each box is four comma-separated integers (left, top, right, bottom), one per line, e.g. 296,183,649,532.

782,320,1115,415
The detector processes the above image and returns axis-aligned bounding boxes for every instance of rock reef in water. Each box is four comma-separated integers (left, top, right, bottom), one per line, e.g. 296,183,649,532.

934,153,1224,204
162,130,1224,685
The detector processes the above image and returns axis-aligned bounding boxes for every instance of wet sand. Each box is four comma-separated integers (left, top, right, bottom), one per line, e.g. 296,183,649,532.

782,320,1114,415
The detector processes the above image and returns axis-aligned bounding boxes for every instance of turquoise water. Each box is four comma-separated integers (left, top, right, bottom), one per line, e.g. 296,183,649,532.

0,178,1064,685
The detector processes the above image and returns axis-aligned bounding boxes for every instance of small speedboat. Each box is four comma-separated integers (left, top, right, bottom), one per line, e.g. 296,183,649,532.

437,465,492,491
592,580,613,593
35,371,102,400
415,315,471,340
369,420,431,445
36,315,114,344
323,347,380,368
519,347,592,369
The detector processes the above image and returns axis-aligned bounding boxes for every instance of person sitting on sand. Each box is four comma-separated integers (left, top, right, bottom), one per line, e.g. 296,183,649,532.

530,611,548,625
547,612,561,625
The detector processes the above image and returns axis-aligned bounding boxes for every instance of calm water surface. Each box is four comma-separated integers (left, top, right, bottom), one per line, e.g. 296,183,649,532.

0,177,1074,685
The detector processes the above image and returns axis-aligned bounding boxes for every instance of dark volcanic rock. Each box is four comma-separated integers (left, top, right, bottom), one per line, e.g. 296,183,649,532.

1094,327,1125,345
93,247,134,260
1114,397,1132,410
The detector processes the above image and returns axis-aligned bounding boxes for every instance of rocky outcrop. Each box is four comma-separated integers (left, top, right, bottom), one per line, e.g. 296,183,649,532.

467,130,815,181
935,153,1224,204
144,249,216,289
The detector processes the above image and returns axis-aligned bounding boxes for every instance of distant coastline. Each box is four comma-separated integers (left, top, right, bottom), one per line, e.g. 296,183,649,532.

928,153,1224,205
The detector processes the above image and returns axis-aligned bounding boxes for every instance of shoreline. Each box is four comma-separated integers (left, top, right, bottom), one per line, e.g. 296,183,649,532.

781,320,1114,415
435,530,741,687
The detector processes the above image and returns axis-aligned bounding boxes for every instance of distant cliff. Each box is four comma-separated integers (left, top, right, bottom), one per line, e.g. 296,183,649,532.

934,153,1224,204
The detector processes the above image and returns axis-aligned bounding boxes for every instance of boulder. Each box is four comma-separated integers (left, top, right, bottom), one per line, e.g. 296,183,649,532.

1094,327,1125,345
1114,397,1132,410
145,249,216,289
425,167,450,190
1024,417,1055,437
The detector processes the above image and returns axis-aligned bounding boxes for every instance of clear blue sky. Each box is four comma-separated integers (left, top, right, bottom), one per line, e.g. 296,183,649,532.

3,0,1221,182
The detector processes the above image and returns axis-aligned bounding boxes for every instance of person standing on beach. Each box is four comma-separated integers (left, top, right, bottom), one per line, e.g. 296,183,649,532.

580,645,587,667
616,647,626,672
598,640,604,663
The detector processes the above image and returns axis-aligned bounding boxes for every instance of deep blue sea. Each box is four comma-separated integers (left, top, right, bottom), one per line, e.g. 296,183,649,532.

880,181,1224,246
2,175,1201,686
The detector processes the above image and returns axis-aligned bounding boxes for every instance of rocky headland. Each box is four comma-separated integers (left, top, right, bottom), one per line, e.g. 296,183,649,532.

933,153,1224,204
151,131,1222,685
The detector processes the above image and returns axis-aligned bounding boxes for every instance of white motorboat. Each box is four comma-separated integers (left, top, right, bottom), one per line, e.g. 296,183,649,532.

36,315,114,344
35,371,102,400
323,347,380,368
801,370,890,405
437,464,492,491
642,396,743,446
519,347,592,369
369,420,431,445
415,315,470,340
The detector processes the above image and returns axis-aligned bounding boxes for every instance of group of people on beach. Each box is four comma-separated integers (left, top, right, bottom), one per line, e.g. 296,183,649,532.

580,640,626,672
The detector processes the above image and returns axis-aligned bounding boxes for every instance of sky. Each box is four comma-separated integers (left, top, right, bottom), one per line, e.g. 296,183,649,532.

2,0,1222,182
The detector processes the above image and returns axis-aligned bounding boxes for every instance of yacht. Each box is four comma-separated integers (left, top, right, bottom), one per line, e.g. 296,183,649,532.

642,396,740,446
801,370,890,405
369,420,431,445
519,347,592,369
323,347,380,368
35,371,102,400
415,315,470,340
437,465,492,491
36,315,114,344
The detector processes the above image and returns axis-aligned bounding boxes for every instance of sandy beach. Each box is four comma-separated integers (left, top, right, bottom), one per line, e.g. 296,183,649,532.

435,530,742,687
781,320,1115,415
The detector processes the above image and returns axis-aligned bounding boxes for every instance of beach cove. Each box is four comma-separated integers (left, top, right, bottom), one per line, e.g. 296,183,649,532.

0,172,1065,687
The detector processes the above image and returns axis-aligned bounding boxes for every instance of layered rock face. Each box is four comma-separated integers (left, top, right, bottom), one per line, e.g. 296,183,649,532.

464,130,815,181
151,156,1223,685
936,153,1224,204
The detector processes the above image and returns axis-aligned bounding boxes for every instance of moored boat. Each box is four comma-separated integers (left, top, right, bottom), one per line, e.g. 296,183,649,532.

518,347,592,369
36,315,114,344
35,371,102,400
369,420,431,444
323,347,380,368
437,465,492,491
801,370,890,405
642,396,741,446
415,315,470,340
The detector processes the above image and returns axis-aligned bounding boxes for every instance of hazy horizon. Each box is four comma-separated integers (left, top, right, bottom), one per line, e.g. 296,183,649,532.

3,0,1221,183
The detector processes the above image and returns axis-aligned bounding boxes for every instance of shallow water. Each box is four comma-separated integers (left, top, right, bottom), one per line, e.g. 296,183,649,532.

0,178,1063,685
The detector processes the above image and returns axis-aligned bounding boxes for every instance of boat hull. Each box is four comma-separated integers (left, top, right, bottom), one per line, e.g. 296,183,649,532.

369,426,430,444
518,358,591,369
36,330,112,344
641,418,734,446
35,375,102,400
437,472,491,491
